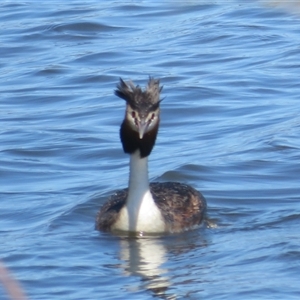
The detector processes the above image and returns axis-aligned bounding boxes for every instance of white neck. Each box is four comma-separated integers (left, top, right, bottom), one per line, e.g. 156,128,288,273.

128,150,150,198
112,150,165,233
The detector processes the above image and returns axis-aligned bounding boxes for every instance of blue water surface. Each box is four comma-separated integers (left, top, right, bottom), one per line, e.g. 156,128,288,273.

1,0,300,299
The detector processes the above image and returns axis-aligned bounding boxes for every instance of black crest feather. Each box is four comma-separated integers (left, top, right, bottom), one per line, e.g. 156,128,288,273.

115,77,162,113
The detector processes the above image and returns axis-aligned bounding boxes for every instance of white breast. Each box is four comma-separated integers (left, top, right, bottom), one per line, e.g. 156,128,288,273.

112,190,166,233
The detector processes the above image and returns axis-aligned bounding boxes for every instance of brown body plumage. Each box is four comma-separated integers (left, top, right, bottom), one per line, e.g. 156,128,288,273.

96,182,206,233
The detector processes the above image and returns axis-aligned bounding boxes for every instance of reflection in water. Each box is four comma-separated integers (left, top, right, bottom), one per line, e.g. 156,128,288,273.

120,237,173,299
118,231,208,299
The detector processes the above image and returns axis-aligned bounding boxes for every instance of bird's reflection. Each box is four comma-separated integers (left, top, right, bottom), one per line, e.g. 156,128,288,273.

117,230,208,299
120,236,172,298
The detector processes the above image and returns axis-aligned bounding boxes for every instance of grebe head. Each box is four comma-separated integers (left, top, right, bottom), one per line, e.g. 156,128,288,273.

115,77,163,158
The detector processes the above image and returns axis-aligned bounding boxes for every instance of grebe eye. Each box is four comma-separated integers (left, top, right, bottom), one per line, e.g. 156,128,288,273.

151,113,155,120
131,111,136,118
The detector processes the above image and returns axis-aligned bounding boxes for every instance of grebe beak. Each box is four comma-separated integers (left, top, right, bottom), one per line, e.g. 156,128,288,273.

138,119,148,139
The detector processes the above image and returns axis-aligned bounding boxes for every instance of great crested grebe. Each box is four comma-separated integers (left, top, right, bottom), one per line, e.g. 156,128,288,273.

96,77,206,234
